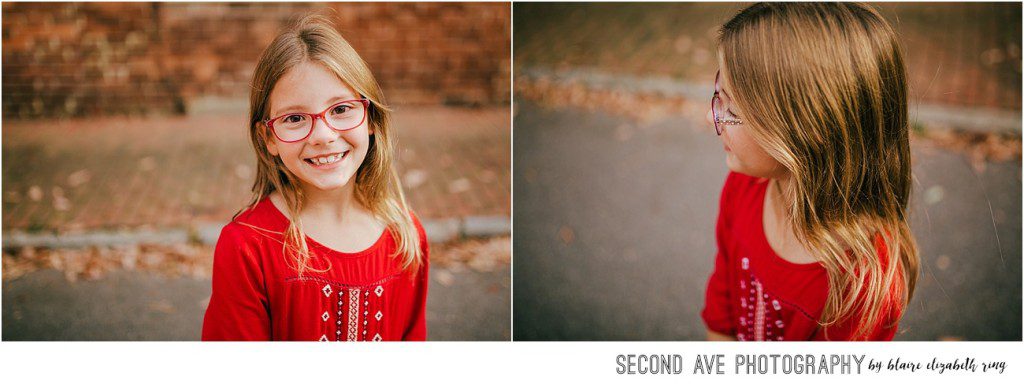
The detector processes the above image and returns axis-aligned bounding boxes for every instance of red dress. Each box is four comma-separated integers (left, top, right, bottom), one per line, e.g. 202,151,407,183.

202,198,428,341
701,172,900,341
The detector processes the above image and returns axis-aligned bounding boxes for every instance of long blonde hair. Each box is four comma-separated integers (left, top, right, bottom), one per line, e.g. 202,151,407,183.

240,13,422,275
719,2,919,339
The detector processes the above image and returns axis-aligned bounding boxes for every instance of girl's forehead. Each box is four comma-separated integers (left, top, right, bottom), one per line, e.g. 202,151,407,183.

269,61,358,113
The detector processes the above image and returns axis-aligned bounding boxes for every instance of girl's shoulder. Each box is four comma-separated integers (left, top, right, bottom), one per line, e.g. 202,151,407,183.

723,171,767,194
719,171,770,211
219,197,290,246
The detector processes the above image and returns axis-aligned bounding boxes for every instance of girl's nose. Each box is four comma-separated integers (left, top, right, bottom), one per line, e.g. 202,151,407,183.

306,116,337,145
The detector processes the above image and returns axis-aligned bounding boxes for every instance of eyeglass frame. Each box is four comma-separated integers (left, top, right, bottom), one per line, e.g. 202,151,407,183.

712,71,743,136
264,98,371,143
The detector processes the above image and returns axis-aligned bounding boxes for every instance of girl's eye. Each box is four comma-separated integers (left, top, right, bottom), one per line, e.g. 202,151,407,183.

331,104,354,115
282,114,306,124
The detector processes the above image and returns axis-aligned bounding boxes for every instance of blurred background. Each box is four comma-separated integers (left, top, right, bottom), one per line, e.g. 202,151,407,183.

2,2,510,341
513,2,1021,340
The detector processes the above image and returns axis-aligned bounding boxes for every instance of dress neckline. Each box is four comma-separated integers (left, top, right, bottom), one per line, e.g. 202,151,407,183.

753,178,823,271
261,197,390,258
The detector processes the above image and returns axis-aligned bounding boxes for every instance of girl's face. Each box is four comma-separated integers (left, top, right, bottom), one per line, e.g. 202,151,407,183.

265,61,372,193
707,62,785,179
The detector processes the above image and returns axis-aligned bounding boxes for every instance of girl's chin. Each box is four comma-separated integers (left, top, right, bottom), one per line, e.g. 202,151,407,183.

300,174,356,192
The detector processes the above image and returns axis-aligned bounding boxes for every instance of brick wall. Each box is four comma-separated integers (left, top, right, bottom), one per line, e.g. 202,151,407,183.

2,2,511,119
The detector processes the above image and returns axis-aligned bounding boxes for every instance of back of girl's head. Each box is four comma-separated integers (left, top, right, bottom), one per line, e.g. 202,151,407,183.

242,12,423,272
718,2,919,339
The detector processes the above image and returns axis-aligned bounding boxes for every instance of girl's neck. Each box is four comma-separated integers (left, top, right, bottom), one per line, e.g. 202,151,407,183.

763,174,818,264
301,181,360,221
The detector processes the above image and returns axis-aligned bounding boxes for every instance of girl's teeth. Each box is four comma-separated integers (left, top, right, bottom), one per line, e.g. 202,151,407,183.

312,153,342,165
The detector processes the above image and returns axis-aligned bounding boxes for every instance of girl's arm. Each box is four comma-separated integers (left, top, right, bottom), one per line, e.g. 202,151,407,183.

201,225,272,341
701,174,739,340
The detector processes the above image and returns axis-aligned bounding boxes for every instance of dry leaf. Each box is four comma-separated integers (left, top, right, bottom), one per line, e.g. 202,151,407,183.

404,169,428,189
28,186,43,202
449,178,472,193
559,226,575,245
67,169,92,187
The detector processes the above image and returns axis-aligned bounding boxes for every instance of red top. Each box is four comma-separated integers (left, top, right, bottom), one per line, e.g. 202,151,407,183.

701,172,900,341
202,198,429,341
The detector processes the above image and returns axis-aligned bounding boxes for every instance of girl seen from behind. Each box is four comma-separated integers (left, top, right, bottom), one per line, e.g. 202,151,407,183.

702,2,919,341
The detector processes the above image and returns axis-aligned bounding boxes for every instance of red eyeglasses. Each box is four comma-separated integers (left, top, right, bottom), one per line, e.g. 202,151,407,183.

711,71,743,135
265,99,370,143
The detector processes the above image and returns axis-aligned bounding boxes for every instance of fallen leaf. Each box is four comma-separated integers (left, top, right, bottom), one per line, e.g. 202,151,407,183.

67,169,92,187
404,169,428,189
449,178,472,193
559,226,575,245
139,156,156,171
923,186,945,205
235,164,251,179
435,269,455,287
28,186,43,202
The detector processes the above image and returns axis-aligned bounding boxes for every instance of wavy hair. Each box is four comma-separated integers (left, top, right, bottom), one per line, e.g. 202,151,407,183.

718,2,919,339
238,12,422,275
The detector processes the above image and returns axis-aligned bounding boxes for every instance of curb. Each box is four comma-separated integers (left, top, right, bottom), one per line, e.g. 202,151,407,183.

1,216,511,249
518,66,1022,133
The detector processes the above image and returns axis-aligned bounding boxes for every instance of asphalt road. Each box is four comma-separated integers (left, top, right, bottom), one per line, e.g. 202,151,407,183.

2,265,510,341
512,101,1022,341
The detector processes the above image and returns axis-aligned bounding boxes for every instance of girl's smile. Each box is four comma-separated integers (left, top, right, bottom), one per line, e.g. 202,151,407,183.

303,150,350,169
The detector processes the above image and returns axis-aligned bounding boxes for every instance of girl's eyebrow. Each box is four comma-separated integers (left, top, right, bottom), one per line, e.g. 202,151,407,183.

272,95,356,116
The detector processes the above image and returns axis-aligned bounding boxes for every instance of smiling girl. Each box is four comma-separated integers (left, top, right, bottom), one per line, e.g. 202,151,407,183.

202,14,428,341
701,3,919,341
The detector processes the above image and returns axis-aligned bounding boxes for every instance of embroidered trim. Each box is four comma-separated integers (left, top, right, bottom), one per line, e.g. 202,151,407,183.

336,291,344,341
347,288,361,341
285,274,401,290
753,280,766,341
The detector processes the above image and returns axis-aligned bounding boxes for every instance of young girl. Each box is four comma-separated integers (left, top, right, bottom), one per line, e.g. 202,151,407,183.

202,14,428,341
701,3,919,341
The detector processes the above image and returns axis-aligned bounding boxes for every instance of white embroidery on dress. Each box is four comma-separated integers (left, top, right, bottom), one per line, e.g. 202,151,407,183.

753,280,766,341
321,311,330,322
319,335,328,342
375,285,384,297
347,288,361,341
375,310,383,321
741,257,749,270
322,284,332,297
373,333,382,342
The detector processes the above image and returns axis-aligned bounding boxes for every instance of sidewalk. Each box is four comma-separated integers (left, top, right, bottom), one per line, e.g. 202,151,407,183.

2,106,510,235
512,100,1020,341
2,237,511,341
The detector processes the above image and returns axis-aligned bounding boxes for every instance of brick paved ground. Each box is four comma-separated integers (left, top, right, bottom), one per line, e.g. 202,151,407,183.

514,2,1021,111
2,106,510,233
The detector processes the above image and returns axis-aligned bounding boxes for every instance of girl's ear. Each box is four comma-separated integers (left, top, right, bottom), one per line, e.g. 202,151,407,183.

262,122,280,156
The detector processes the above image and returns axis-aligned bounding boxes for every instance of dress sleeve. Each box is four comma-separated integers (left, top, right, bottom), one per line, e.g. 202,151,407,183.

201,224,272,341
701,173,737,336
402,214,430,341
